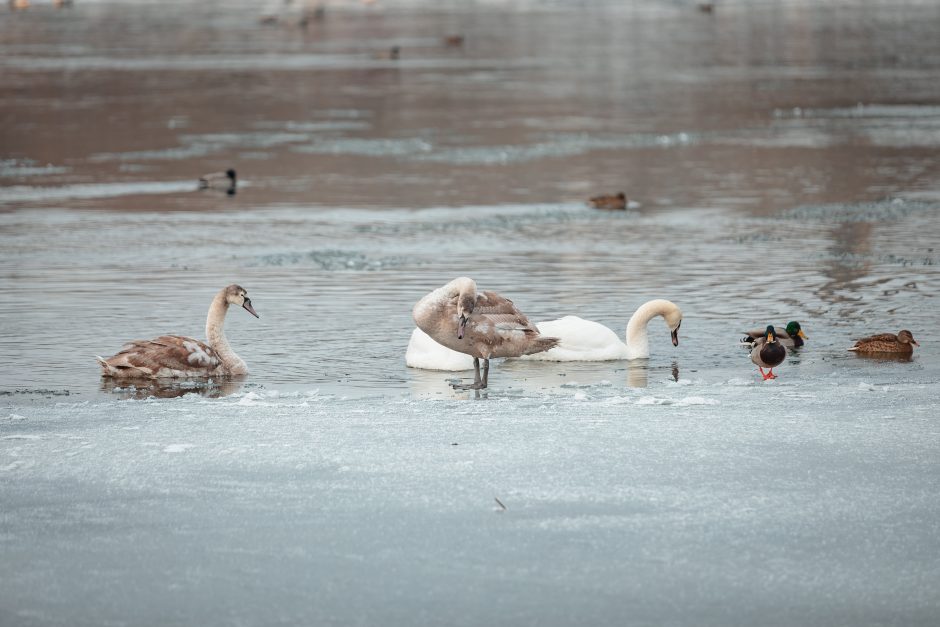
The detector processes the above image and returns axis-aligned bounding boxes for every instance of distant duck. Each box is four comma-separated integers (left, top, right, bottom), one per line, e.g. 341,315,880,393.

588,192,627,210
375,46,401,60
750,325,786,380
412,277,559,389
443,34,464,47
698,3,714,13
198,168,237,195
848,330,919,354
742,321,807,348
522,299,682,362
96,285,259,379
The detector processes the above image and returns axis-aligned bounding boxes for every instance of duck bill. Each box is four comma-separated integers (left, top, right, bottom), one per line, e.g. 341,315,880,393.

671,328,680,347
911,339,920,346
242,300,259,318
798,329,808,339
768,333,775,343
457,315,467,340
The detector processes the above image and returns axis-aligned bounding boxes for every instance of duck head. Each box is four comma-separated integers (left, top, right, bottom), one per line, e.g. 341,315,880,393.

764,325,778,343
898,330,919,346
785,321,807,341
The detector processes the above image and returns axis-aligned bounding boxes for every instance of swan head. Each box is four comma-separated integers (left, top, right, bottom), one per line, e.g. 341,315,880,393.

664,304,683,346
785,321,807,340
456,294,475,339
223,284,259,318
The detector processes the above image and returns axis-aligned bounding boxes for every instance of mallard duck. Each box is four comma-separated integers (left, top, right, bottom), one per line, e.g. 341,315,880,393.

412,277,559,389
742,321,807,348
848,330,919,354
97,285,259,379
588,192,627,210
374,46,400,60
750,325,786,380
198,169,237,195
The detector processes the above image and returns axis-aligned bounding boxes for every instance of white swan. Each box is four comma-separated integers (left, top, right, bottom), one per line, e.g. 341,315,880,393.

406,298,682,369
524,299,682,361
405,328,475,371
97,284,259,379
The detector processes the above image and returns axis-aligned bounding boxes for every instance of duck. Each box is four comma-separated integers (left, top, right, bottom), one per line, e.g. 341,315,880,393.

374,46,400,60
96,284,259,379
742,320,807,348
412,277,559,389
588,192,627,210
443,34,464,47
198,168,237,195
522,299,682,361
848,330,919,354
750,325,786,380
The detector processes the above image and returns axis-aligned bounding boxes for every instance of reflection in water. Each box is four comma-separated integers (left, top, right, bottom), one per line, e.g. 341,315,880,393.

672,360,680,383
849,352,914,364
100,377,246,400
627,359,649,388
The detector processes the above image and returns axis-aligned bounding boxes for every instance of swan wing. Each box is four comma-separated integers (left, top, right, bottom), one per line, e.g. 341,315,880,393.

100,335,221,377
522,316,628,361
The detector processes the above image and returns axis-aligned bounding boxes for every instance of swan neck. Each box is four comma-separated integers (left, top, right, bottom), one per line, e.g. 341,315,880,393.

206,291,245,372
625,300,671,359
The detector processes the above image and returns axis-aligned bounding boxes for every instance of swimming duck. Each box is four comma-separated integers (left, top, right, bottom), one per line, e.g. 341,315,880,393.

97,285,259,379
588,192,627,210
443,34,464,47
198,169,237,195
412,277,558,389
523,299,682,361
750,325,786,380
742,321,807,348
848,330,919,354
374,46,400,60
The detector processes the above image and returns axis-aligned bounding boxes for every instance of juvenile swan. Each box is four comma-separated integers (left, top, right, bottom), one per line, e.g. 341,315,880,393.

522,299,682,361
412,277,558,389
97,284,259,379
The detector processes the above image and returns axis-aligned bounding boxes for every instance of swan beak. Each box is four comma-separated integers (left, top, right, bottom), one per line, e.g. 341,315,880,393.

671,328,680,347
798,329,808,339
242,299,259,318
457,315,467,340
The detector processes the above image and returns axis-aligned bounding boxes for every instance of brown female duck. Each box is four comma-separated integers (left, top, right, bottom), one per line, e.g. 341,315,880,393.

848,330,919,354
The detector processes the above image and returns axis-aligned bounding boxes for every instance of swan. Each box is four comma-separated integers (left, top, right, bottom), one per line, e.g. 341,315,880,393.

522,299,682,361
405,298,682,369
412,277,558,389
97,284,259,379
405,328,474,371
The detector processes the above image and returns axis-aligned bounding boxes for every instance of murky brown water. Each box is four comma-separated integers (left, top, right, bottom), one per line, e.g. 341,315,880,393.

1,0,939,398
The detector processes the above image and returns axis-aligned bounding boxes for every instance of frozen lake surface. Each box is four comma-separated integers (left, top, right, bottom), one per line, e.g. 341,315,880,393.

2,0,940,625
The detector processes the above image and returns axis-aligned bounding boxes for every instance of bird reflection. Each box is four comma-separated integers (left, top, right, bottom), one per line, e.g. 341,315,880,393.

100,376,245,400
627,359,649,388
849,352,914,364
672,360,680,382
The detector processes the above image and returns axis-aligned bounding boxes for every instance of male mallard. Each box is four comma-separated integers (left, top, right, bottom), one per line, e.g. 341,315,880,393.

848,330,919,354
750,325,786,380
742,321,807,348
